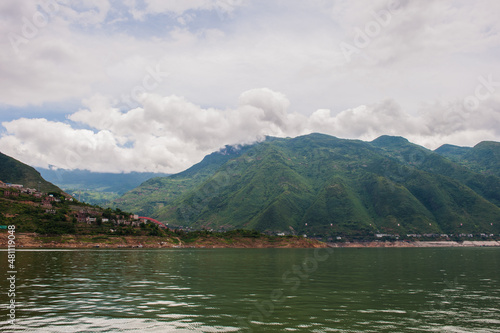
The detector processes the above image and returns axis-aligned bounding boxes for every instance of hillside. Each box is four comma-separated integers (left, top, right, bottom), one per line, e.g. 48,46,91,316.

0,152,62,193
114,134,500,237
435,141,500,177
113,144,256,216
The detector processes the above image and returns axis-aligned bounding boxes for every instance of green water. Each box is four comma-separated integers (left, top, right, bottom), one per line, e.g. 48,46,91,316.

1,248,499,332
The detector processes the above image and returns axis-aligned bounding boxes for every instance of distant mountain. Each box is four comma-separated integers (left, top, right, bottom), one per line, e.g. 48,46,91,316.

435,141,500,177
434,144,471,162
113,134,500,237
0,152,62,193
36,168,170,205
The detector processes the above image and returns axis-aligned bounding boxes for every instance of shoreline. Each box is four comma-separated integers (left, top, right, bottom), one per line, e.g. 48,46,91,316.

0,233,326,249
327,240,500,248
1,233,499,249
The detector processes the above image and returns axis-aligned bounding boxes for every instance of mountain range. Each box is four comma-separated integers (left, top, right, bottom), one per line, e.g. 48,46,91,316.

2,133,499,238
113,134,500,237
435,141,500,177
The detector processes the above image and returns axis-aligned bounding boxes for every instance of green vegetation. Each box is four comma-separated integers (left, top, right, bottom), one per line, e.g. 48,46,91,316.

112,144,255,216
114,134,500,237
0,188,78,234
435,141,500,177
63,189,120,207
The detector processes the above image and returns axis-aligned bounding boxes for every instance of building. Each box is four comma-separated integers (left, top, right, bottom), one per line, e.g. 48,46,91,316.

86,217,97,224
42,203,53,209
4,190,19,197
77,211,88,223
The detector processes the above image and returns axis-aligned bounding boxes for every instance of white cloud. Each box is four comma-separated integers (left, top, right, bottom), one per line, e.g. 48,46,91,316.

57,0,111,26
1,0,497,110
1,1,500,172
125,0,245,21
2,88,500,173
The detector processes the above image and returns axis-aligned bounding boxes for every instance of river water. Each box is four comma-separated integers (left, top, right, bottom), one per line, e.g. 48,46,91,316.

1,248,499,332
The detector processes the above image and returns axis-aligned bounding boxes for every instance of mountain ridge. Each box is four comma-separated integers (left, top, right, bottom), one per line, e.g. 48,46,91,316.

113,134,500,237
435,140,500,178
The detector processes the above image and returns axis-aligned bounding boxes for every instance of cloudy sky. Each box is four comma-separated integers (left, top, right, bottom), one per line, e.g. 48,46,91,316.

1,0,500,173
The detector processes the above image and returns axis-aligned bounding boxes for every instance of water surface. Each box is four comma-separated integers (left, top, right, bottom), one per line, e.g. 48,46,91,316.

1,248,499,332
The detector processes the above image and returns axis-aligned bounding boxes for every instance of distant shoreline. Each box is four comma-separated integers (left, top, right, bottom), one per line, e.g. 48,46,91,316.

1,233,499,249
327,240,500,248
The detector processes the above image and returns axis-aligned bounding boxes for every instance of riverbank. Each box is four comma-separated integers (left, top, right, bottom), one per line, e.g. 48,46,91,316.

1,233,499,249
0,233,326,249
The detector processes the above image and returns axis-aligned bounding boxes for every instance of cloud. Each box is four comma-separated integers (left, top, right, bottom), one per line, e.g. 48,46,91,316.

56,0,112,26
1,1,500,173
1,0,498,111
125,0,246,21
2,88,500,173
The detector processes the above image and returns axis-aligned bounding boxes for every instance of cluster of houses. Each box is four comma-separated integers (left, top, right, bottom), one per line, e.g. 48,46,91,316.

1,180,163,229
378,233,496,239
76,209,143,227
1,181,70,200
374,233,446,239
0,181,75,214
1,182,34,197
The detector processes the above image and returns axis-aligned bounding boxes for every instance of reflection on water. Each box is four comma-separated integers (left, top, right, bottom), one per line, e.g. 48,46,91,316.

0,248,499,332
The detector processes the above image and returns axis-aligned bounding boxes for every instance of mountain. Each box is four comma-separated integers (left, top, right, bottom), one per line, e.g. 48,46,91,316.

36,168,170,206
434,144,471,163
113,144,255,216
435,141,500,177
0,152,62,193
113,134,500,237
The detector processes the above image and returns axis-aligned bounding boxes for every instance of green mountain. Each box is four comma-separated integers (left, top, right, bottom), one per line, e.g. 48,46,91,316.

113,145,255,216
434,144,471,162
114,134,500,236
0,152,62,193
435,141,500,177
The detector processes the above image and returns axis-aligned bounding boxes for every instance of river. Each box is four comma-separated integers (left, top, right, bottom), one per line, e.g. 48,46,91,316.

1,248,499,332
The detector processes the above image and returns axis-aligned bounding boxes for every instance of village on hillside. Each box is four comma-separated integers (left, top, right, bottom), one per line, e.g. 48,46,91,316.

0,180,165,235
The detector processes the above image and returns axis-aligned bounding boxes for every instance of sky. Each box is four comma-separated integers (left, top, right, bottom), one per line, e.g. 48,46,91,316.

1,0,500,173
